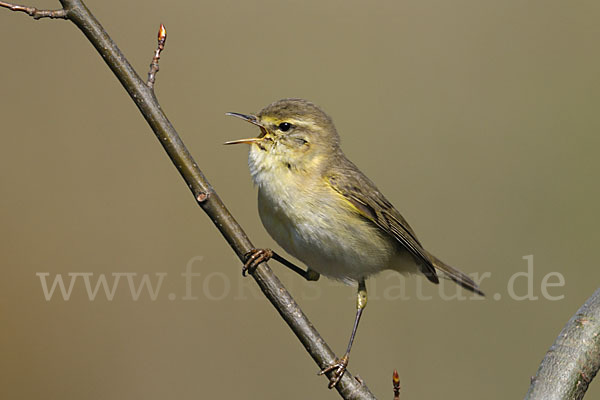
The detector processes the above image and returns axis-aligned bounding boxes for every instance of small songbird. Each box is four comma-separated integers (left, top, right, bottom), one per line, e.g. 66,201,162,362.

226,98,484,388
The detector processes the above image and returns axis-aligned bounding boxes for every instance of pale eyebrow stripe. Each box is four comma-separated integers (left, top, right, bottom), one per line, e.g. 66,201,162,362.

261,117,321,131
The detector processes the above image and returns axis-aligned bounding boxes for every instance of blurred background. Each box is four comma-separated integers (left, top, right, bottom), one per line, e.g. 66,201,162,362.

1,1,599,399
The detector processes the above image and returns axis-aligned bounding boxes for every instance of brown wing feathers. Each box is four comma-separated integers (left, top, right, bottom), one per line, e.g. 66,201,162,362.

327,159,483,295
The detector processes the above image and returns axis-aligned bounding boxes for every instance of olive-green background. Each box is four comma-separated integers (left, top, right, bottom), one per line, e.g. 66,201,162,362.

2,1,599,399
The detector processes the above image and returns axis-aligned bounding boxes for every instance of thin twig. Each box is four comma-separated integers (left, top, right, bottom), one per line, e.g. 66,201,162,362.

0,1,66,19
525,288,600,400
3,1,376,399
147,23,166,89
392,370,400,400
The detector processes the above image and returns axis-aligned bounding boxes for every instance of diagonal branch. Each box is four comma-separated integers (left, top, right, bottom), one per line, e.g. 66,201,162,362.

3,1,376,399
0,1,66,19
525,288,600,400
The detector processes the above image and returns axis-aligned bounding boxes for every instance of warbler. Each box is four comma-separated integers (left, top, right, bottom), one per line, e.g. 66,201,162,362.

226,98,484,388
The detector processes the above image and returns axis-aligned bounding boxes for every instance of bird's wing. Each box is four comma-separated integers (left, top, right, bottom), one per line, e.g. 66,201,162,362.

326,159,440,284
326,157,484,295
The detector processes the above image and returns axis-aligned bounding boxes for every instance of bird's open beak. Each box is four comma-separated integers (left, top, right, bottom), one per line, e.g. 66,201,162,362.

225,112,267,145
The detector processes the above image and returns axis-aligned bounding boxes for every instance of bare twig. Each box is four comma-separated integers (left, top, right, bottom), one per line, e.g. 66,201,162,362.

0,1,66,19
2,1,376,399
147,23,166,89
392,370,400,400
525,288,600,400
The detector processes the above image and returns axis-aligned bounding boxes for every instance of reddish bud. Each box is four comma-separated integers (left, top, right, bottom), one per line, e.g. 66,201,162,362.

158,24,167,42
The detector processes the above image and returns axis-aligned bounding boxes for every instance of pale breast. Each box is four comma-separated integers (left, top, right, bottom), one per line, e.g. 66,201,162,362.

256,171,398,284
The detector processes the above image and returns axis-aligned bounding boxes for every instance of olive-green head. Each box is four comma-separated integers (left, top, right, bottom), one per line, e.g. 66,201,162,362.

226,99,341,175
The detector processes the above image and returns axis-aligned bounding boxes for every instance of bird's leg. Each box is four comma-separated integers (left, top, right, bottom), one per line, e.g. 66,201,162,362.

243,248,320,281
319,279,367,388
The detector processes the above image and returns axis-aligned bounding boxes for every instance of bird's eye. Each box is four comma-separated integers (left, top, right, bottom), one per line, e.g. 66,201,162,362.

278,122,292,132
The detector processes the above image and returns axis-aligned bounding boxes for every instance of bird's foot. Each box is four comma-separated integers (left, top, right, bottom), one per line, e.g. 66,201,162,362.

242,248,273,276
318,354,349,389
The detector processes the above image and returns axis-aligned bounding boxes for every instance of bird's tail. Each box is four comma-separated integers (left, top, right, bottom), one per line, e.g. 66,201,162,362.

428,253,485,296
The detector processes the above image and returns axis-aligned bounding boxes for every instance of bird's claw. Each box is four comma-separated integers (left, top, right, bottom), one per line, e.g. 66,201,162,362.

242,248,273,276
318,355,349,389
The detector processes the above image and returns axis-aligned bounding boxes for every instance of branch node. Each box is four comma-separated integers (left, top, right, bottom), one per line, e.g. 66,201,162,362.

0,2,67,19
147,23,167,89
196,192,209,203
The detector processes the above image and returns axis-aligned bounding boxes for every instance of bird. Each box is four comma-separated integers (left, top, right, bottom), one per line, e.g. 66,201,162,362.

225,98,484,388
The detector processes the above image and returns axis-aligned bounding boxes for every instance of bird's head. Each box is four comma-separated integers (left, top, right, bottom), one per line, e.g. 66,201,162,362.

226,98,340,179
